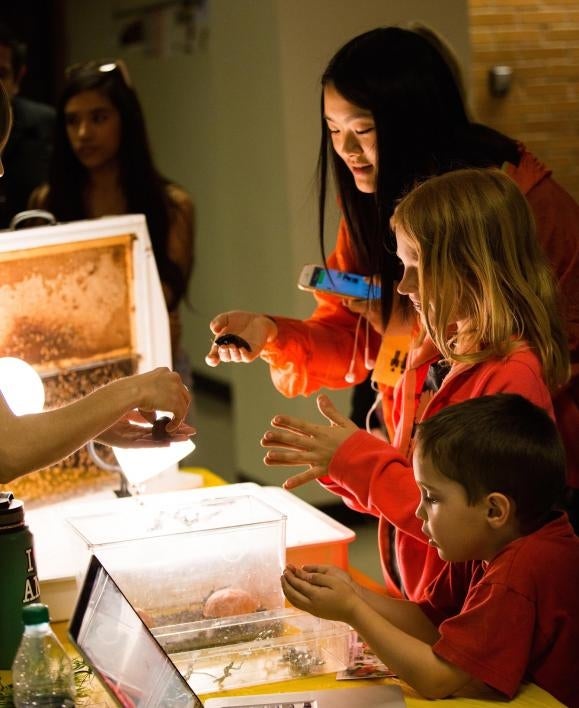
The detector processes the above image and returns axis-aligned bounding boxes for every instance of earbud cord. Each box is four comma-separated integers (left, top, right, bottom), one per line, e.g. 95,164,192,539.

346,311,375,383
365,381,383,434
364,314,375,369
345,312,364,383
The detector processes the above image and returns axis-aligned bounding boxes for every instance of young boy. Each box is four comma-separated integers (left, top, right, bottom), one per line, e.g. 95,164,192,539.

281,394,579,705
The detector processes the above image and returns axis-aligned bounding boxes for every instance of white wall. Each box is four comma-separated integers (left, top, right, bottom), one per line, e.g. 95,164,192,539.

65,0,468,503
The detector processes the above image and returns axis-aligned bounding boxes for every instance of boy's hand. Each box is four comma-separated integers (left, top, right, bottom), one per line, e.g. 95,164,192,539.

281,564,361,624
261,394,358,489
299,564,359,590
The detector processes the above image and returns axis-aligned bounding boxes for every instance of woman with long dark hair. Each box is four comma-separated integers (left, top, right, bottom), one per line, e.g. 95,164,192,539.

30,59,194,382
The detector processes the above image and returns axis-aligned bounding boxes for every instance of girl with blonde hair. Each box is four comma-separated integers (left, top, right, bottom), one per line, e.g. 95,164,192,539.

261,168,570,600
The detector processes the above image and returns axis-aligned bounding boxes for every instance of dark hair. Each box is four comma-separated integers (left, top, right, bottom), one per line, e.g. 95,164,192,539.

44,62,186,307
0,22,27,76
0,80,12,148
318,26,520,323
415,394,567,531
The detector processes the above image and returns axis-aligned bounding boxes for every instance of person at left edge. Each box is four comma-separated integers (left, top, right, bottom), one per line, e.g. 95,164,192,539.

0,22,55,228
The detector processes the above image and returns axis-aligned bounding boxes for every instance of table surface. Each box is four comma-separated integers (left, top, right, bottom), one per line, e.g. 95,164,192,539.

1,469,565,707
3,627,564,708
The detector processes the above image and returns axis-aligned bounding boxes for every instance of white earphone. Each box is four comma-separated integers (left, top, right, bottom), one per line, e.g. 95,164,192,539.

345,313,375,383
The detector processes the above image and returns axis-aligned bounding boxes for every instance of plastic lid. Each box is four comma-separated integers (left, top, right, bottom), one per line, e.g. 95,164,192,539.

22,603,49,625
0,491,14,510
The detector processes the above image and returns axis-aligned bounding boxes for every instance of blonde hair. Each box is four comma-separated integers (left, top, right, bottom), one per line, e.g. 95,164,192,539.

391,168,569,390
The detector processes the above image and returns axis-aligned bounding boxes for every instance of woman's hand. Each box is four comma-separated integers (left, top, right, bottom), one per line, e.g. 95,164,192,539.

342,287,414,338
205,311,278,366
281,564,361,623
342,297,384,335
261,394,359,489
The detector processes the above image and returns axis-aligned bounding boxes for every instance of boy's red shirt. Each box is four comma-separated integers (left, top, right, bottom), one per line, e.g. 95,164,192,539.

418,513,579,707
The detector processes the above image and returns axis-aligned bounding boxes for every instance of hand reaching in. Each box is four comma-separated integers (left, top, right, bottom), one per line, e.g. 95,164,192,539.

98,410,196,448
261,394,359,490
205,311,278,366
129,367,192,433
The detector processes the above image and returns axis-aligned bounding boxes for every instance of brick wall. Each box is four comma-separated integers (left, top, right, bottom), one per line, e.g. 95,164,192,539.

469,0,579,199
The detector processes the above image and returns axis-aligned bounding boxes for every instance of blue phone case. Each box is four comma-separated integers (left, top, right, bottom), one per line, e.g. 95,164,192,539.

309,267,381,299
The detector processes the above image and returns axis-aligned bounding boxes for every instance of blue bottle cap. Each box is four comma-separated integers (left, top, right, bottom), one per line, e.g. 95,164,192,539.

22,603,49,625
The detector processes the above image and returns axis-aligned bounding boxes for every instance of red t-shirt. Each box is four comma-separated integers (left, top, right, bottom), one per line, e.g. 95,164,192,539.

418,513,579,706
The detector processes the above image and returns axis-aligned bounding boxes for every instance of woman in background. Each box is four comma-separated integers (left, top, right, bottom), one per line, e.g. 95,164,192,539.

29,59,194,386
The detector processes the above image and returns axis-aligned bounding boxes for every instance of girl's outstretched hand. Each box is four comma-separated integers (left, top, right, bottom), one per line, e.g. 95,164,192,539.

281,563,360,623
205,311,278,366
261,394,359,490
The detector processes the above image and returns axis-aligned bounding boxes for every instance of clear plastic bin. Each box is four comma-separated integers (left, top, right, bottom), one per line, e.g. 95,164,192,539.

67,494,286,624
152,607,354,692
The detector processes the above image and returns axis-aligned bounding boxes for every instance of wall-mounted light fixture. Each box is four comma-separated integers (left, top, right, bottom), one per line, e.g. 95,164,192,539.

489,65,513,97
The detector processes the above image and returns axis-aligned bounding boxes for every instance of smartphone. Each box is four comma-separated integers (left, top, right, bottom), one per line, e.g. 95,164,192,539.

298,264,381,300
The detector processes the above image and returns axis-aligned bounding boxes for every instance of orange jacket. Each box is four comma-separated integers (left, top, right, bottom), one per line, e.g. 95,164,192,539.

506,148,579,486
261,219,382,396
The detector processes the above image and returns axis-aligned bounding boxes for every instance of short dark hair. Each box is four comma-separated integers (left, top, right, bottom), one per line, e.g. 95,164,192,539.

0,22,27,76
415,394,567,531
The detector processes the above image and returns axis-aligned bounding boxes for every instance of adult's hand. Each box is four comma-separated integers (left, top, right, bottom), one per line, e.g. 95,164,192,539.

205,311,278,366
261,394,358,489
127,367,192,433
97,410,196,448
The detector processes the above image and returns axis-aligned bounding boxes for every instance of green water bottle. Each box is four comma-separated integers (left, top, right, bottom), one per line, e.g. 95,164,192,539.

0,491,41,669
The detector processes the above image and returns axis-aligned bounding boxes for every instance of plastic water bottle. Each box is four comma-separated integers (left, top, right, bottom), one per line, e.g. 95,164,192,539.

11,603,76,707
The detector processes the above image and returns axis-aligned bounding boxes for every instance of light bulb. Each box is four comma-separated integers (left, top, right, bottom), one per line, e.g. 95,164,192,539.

0,357,45,415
